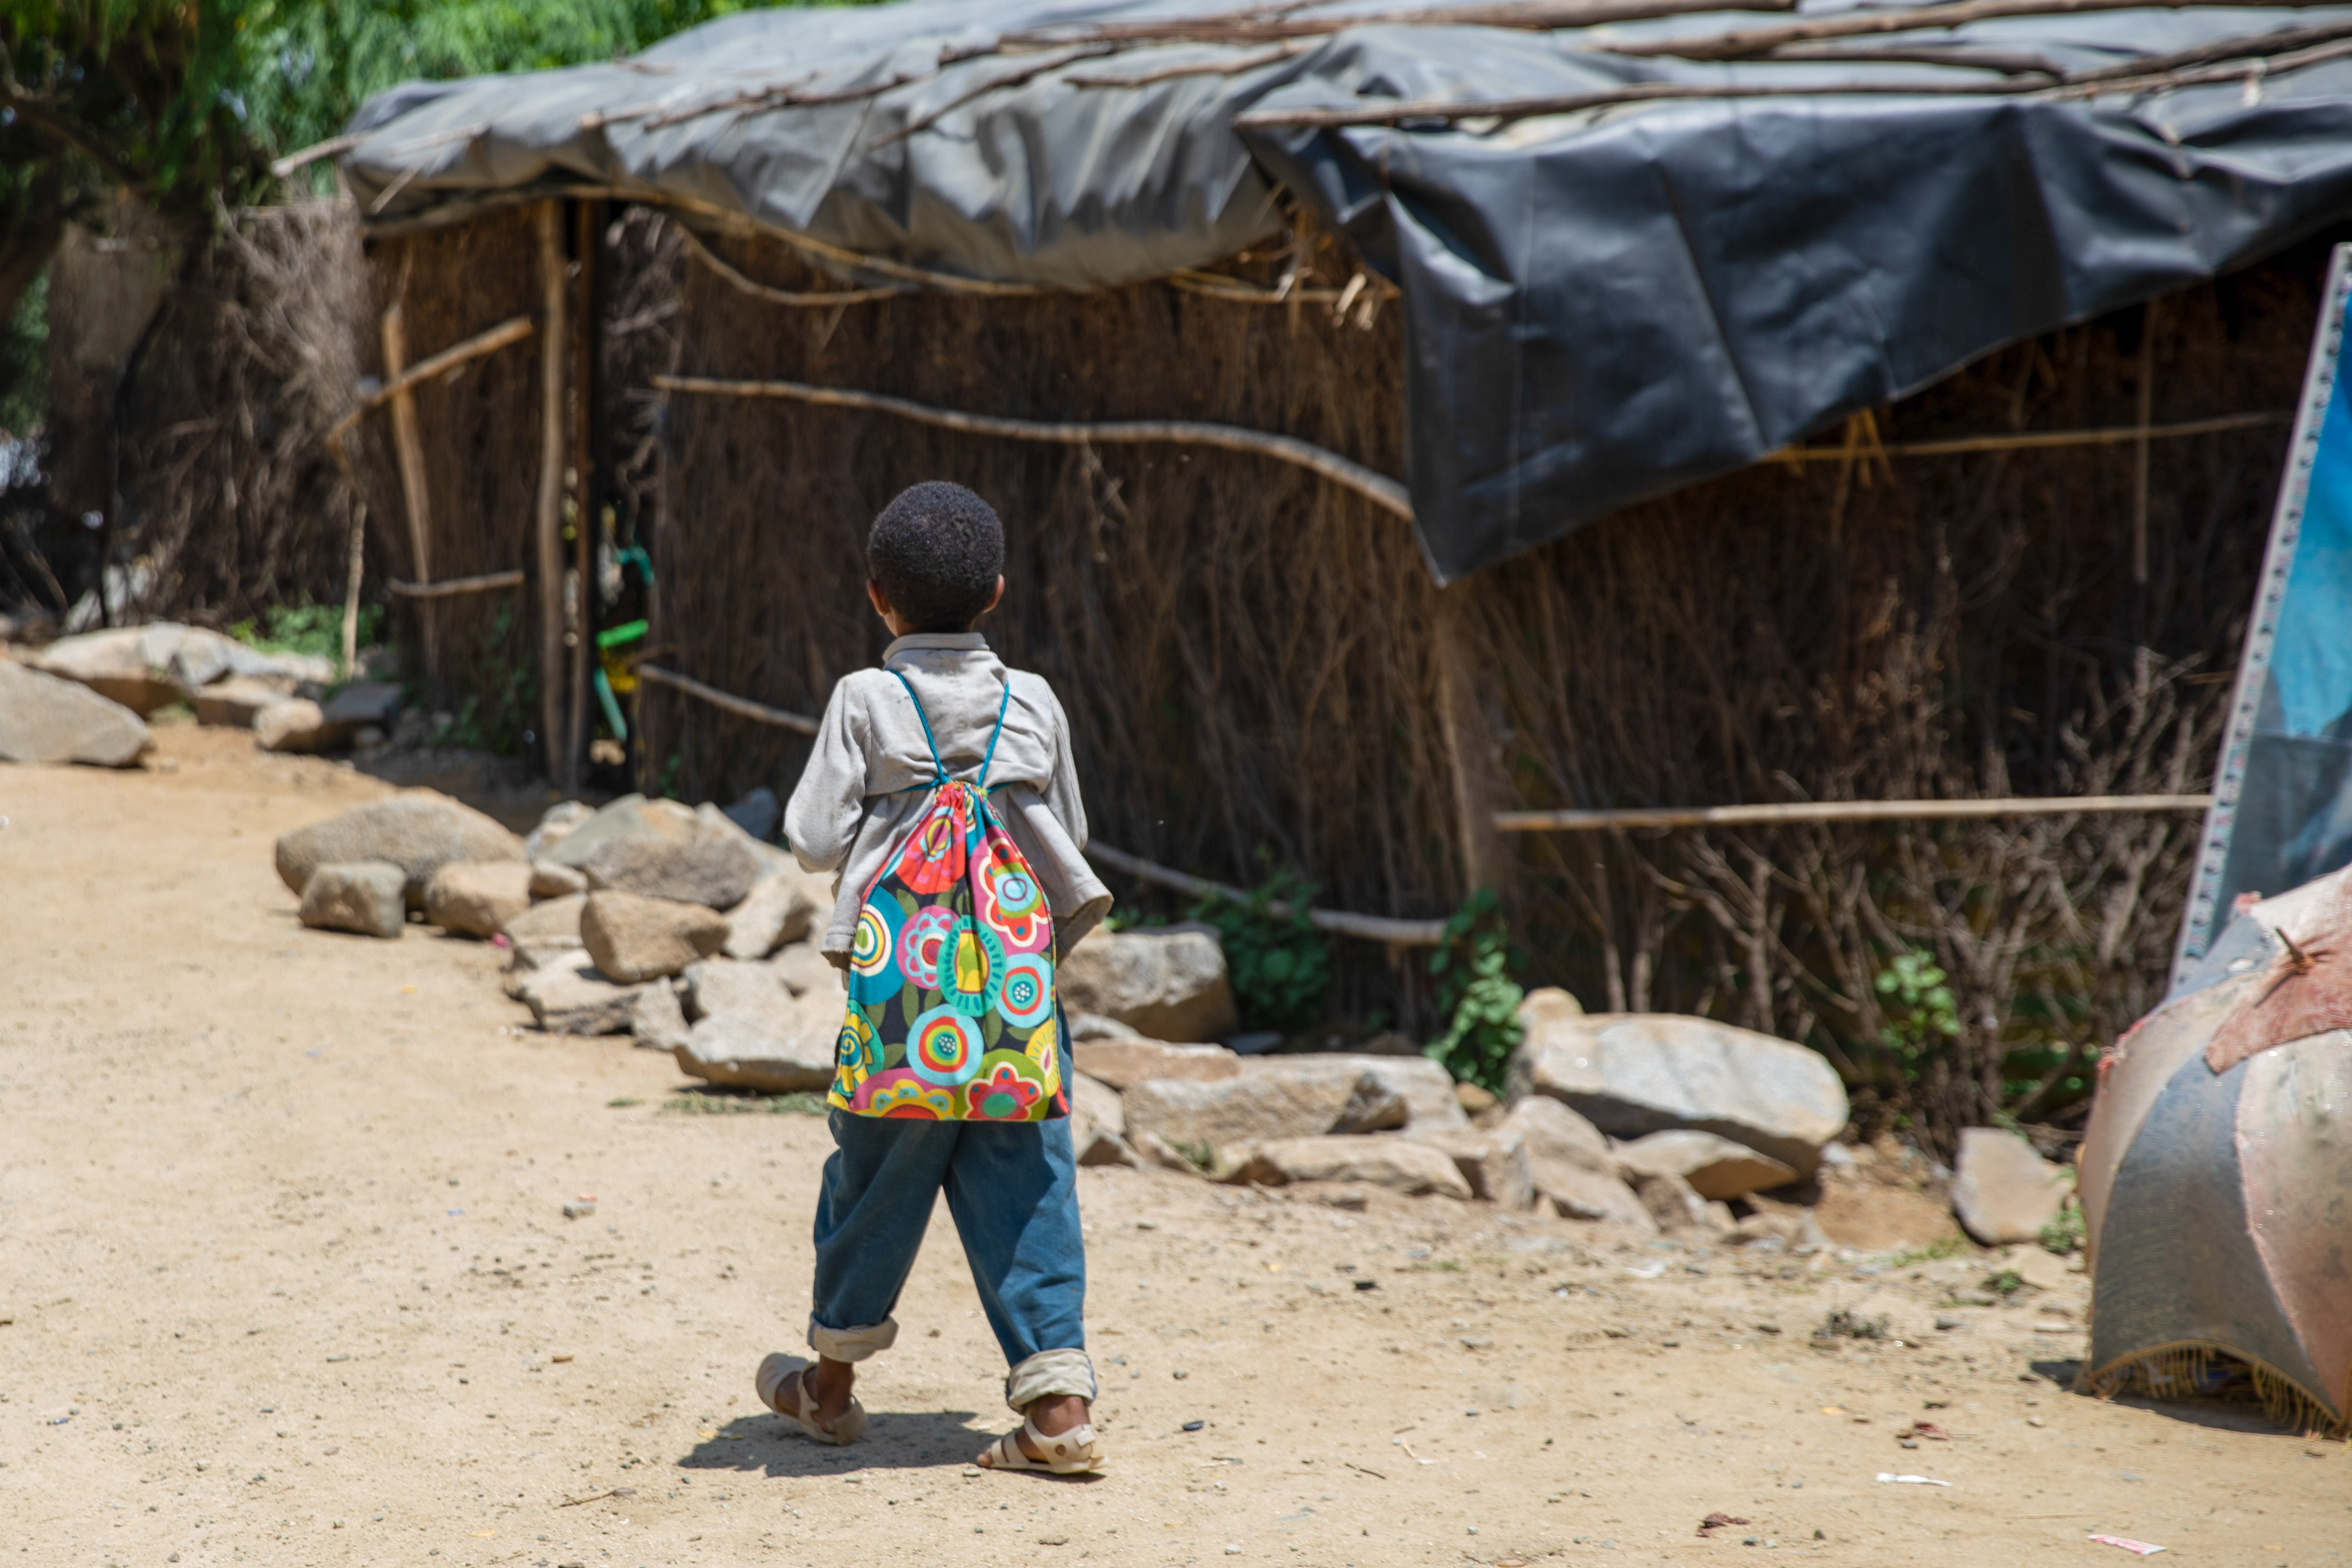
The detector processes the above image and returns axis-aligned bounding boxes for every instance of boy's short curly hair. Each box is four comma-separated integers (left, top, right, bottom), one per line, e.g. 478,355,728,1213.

866,482,1006,634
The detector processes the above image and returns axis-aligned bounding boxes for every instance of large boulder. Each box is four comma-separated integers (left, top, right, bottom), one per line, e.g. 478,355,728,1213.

1634,1170,1717,1233
514,950,644,1035
192,676,289,728
529,860,587,899
296,860,407,939
1502,1095,1653,1227
1071,1039,1242,1091
581,823,763,910
1615,1129,1799,1200
27,622,327,713
502,892,586,969
1950,1127,2070,1245
423,860,534,939
720,862,829,959
1538,1162,1658,1231
274,793,524,910
1506,995,1848,1176
580,891,729,984
672,999,840,1093
770,942,837,997
1224,1137,1474,1199
319,681,401,730
682,956,798,1030
1307,1054,1469,1131
1070,1071,1135,1167
253,698,331,753
525,799,595,860
1402,1124,1536,1208
1120,1059,1406,1154
538,793,698,869
0,661,153,766
1057,923,1239,1042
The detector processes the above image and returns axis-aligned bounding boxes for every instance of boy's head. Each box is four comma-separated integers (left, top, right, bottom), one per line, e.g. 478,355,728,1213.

866,481,1005,634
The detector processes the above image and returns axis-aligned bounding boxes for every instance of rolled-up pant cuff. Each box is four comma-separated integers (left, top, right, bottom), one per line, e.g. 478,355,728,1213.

808,1315,898,1363
1004,1346,1096,1413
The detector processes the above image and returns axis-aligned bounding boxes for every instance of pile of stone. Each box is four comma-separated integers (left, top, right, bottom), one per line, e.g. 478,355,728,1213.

0,621,401,760
272,788,1858,1234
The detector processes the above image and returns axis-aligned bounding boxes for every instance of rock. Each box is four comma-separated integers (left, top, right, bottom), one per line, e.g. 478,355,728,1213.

0,661,153,766
1402,1125,1535,1208
770,942,837,998
582,823,763,910
540,793,699,870
1056,923,1238,1042
673,1003,839,1093
1071,1071,1136,1167
1949,1128,2070,1245
1507,1003,1848,1177
423,860,534,939
515,950,644,1035
529,860,587,899
696,800,792,871
1071,1039,1243,1091
682,956,796,1029
1455,1081,1498,1115
1120,1059,1406,1154
1227,1031,1285,1056
1224,1137,1474,1200
1614,1129,1800,1200
297,860,408,939
628,982,691,1053
319,681,402,728
721,786,781,843
275,793,524,910
1538,1162,1659,1232
720,862,828,959
1504,1095,1618,1176
525,800,595,860
581,890,730,984
1130,1129,1202,1174
1635,1170,1715,1233
24,623,191,713
502,892,586,969
1069,1014,1140,1042
191,676,288,728
253,697,332,753
1306,1054,1469,1130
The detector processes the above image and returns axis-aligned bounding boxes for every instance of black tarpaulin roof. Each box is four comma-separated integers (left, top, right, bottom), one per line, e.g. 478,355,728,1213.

340,0,2352,580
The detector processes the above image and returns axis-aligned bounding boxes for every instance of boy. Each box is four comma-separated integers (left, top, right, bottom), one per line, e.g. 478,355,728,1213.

763,481,1112,1473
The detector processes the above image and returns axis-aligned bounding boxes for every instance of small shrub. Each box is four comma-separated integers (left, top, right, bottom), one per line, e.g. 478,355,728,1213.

1984,1268,2026,1299
2039,1198,2086,1256
230,600,382,670
1185,858,1331,1032
1875,947,1960,1083
1422,887,1524,1094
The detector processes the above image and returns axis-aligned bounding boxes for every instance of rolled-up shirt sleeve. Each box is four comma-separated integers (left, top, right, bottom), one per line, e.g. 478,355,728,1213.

784,682,867,876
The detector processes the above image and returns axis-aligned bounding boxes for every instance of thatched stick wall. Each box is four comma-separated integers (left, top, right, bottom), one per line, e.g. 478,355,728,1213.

637,218,2333,1135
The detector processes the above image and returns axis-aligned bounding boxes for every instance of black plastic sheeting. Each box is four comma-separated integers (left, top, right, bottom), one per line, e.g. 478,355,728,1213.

342,0,2352,581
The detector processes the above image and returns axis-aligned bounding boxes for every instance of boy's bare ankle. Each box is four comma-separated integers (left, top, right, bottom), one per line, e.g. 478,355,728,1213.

804,1357,856,1417
1025,1393,1089,1438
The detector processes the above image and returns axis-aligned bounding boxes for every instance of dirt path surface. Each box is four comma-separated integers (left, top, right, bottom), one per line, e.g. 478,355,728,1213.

3,726,2347,1568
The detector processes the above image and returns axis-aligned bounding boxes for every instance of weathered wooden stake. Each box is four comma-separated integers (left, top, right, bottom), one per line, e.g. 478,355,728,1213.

340,500,366,678
1431,586,1510,902
380,300,437,677
535,201,569,784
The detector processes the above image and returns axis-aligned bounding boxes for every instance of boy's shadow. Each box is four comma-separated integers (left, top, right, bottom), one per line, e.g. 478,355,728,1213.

679,1412,1104,1482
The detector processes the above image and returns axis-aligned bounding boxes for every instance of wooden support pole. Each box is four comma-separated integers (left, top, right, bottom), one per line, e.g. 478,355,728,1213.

1494,793,2212,831
1431,587,1510,899
379,299,438,678
387,568,527,600
1082,842,1449,947
535,201,569,785
566,199,598,793
636,663,820,734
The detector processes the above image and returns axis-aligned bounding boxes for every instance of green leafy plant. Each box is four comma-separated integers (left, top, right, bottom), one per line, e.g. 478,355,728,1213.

1422,888,1524,1094
229,600,381,667
1875,947,1961,1082
2038,1198,2086,1256
1184,859,1331,1032
1984,1268,2026,1299
1888,1234,1970,1267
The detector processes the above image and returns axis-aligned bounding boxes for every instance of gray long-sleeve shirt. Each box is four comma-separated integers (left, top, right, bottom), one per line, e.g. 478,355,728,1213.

784,632,1113,962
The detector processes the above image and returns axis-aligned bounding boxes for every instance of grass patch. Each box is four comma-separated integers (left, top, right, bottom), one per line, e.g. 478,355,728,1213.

606,1097,643,1108
1402,1258,1465,1274
2038,1200,2085,1256
1814,1307,1892,1344
1888,1234,1971,1267
660,1088,827,1116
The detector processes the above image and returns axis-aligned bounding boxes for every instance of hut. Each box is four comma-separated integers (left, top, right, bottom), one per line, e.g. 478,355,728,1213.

318,0,2352,1135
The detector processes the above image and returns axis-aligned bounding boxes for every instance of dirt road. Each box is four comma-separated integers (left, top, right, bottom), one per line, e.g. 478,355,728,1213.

2,725,2345,1568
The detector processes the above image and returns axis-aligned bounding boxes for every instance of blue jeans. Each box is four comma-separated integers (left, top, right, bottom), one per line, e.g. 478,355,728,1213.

810,1106,1094,1409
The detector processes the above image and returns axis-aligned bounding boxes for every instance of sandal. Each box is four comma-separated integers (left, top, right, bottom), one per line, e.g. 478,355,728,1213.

975,1415,1104,1474
755,1352,867,1447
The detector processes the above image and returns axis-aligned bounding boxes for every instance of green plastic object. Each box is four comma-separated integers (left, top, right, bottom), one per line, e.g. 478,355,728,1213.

595,618,648,650
594,666,629,743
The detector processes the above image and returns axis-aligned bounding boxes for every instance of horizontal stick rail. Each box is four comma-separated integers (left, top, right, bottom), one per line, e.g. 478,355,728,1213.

326,315,537,446
1084,841,1450,946
653,373,1414,518
385,568,526,600
1496,794,2213,830
1766,409,2289,463
636,663,822,735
